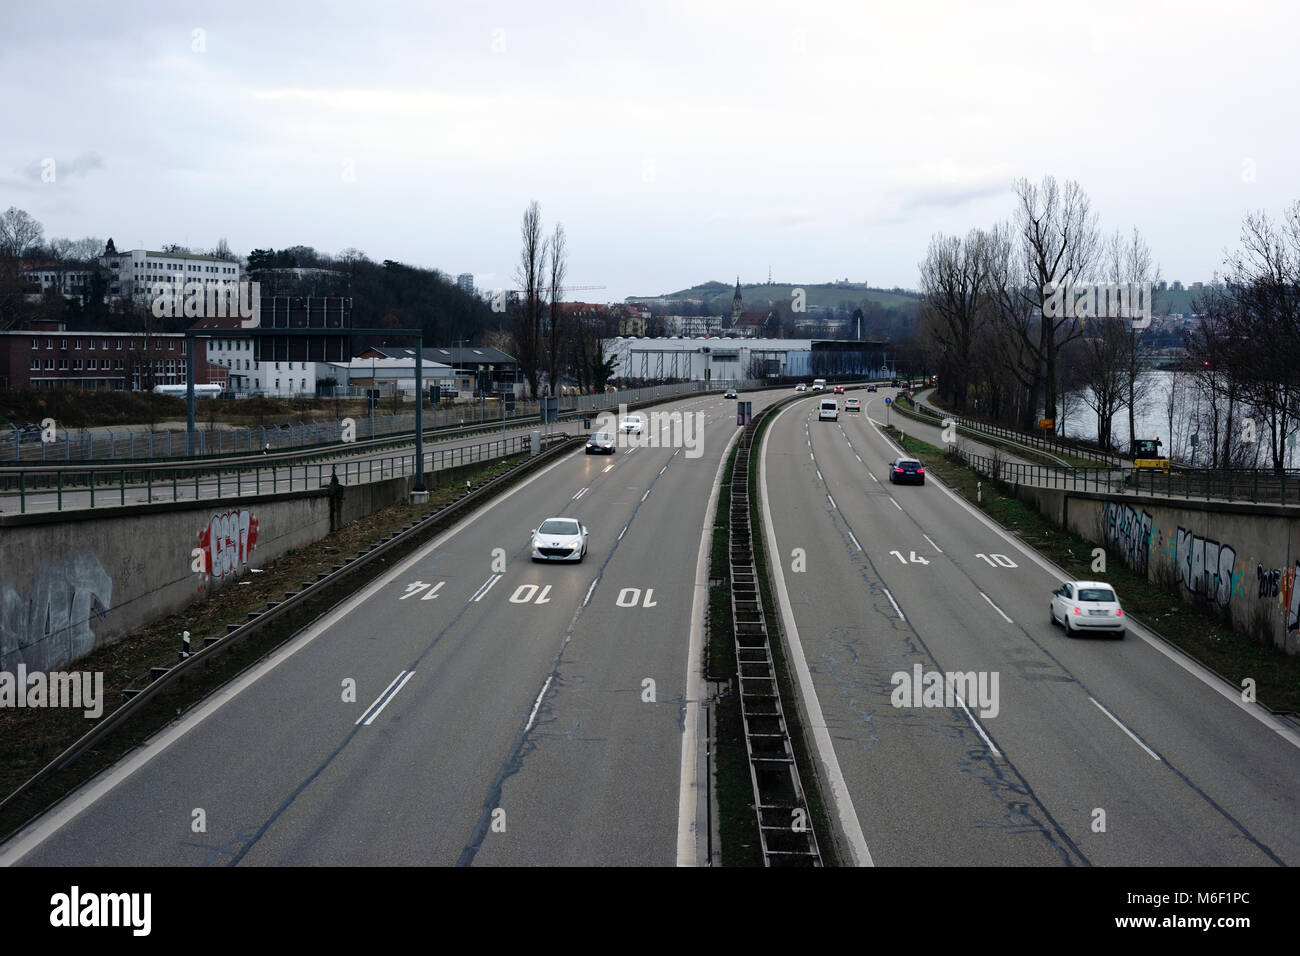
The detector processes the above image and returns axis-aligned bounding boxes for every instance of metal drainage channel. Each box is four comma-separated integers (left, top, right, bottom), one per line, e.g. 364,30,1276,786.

730,409,822,866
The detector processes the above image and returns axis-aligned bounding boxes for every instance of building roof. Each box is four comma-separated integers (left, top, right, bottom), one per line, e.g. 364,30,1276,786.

363,346,516,364
121,249,236,263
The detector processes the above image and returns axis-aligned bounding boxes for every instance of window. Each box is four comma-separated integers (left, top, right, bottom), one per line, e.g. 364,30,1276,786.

129,339,134,350
73,359,81,370
102,340,109,350
117,339,123,350
75,339,81,349
89,339,94,350
29,359,38,370
61,339,67,349
275,379,280,390
87,359,96,370
58,358,68,370
31,338,38,349
44,359,53,370
46,338,53,349
168,340,174,350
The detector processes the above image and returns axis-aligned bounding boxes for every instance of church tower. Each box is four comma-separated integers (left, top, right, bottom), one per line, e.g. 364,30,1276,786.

731,277,742,329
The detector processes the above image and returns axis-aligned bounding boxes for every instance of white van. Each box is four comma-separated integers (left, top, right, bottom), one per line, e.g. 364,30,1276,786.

818,398,838,421
812,378,827,391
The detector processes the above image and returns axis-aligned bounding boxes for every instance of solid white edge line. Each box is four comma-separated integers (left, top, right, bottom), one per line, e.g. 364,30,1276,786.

1090,696,1162,761
827,494,836,508
923,533,944,553
759,402,875,866
954,693,1001,757
363,670,415,726
0,447,582,866
355,670,406,725
979,591,1014,624
883,587,906,622
889,497,902,511
848,531,862,552
861,410,1300,753
677,424,744,866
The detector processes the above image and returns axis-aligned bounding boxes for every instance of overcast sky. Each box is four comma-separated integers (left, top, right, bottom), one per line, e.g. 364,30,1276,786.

3,1,1297,302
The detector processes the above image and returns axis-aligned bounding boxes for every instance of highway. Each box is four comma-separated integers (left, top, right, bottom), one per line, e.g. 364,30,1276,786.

760,389,1300,865
5,383,1297,867
0,390,781,866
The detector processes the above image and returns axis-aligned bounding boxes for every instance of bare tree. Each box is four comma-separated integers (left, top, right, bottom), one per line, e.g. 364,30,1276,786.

918,228,994,412
210,237,237,261
0,207,44,258
1075,309,1128,449
512,200,548,398
1013,176,1101,432
1107,227,1160,449
546,221,567,394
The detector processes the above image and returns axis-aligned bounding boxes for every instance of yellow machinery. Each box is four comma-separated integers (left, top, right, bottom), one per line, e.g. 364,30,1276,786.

1132,438,1170,474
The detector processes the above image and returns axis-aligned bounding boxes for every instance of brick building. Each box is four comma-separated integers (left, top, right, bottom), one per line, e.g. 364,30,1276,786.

0,320,191,391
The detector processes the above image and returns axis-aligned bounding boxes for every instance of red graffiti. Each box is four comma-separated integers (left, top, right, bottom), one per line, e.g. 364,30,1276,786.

197,508,260,579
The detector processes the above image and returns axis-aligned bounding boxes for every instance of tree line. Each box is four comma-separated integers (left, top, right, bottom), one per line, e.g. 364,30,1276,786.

918,179,1299,472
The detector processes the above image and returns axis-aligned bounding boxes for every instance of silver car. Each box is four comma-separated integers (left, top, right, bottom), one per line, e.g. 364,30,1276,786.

531,517,588,562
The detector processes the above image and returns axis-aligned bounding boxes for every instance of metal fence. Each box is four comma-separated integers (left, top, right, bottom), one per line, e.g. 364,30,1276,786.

0,381,708,465
950,443,1299,506
0,433,568,514
912,401,1121,467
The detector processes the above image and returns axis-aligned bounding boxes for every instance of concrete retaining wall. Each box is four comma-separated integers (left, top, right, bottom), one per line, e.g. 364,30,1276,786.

0,457,514,672
997,481,1300,654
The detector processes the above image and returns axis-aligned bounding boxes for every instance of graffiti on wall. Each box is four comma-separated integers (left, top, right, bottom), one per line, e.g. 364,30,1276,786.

197,507,260,581
1173,527,1237,608
1103,502,1153,574
1279,562,1300,636
0,551,113,672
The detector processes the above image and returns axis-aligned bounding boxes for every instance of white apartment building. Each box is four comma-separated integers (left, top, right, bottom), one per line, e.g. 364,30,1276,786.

101,248,243,304
20,264,95,298
192,317,316,397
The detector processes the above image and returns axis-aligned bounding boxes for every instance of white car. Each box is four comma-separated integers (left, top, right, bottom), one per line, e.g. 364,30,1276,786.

795,383,807,391
1050,580,1126,638
619,415,645,435
531,517,588,562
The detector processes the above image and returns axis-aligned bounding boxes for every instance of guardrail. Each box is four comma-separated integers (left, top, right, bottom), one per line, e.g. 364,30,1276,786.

0,435,584,823
0,380,708,465
910,399,1122,468
950,444,1299,505
0,433,564,514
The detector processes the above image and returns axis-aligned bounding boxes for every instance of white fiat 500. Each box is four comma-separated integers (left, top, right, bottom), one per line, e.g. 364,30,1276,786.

1050,580,1126,638
531,517,588,562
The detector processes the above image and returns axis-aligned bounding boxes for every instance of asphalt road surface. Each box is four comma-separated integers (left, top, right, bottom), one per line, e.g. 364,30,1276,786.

1,389,782,866
760,389,1300,865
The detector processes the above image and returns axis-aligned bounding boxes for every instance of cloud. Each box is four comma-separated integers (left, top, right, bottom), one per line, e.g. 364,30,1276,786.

24,151,104,181
900,178,1007,211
